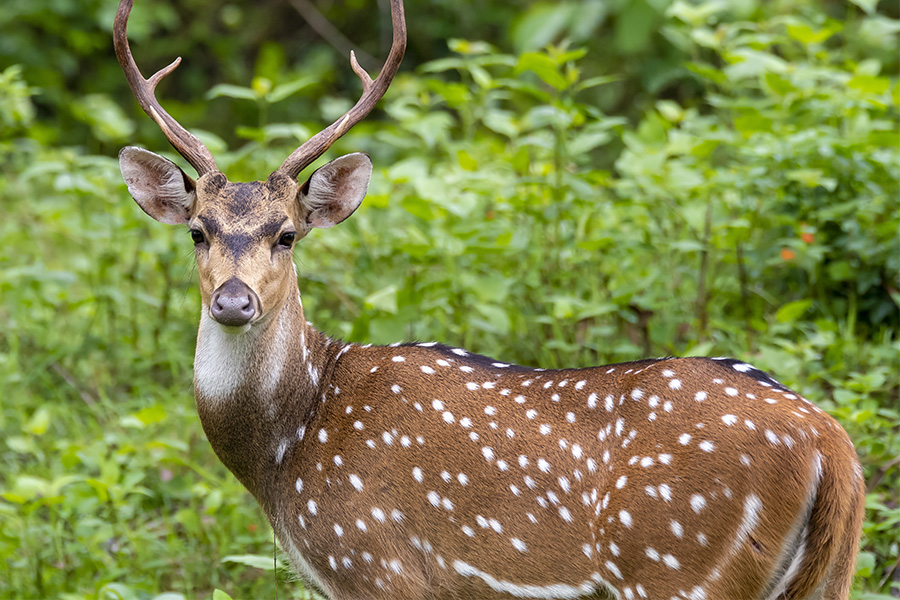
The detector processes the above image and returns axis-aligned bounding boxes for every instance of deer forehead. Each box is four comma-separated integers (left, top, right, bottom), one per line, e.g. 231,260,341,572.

194,172,302,235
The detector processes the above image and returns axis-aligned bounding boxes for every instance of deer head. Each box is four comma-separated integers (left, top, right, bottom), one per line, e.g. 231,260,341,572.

114,0,405,330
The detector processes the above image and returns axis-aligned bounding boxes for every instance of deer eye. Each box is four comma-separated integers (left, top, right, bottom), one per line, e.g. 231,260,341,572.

190,229,205,244
278,232,296,247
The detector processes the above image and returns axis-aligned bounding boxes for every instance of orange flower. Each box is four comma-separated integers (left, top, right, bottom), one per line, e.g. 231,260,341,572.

781,248,796,260
801,232,814,244
248,523,258,532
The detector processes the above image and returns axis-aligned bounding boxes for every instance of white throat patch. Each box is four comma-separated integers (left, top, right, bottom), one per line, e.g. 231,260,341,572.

194,307,292,409
194,310,262,400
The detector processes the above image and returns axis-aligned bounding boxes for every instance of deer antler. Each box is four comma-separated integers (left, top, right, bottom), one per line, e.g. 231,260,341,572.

279,0,406,179
114,0,219,176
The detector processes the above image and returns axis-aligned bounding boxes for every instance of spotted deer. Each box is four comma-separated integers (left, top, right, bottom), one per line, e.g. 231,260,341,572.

114,0,865,598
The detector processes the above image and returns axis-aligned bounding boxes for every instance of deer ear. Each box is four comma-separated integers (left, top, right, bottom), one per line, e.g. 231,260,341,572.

298,153,372,229
119,146,196,225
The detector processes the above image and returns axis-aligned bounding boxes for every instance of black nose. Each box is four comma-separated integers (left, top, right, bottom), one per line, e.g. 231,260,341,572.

210,277,258,326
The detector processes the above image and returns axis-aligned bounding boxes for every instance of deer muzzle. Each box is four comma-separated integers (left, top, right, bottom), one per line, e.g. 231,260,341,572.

210,277,260,327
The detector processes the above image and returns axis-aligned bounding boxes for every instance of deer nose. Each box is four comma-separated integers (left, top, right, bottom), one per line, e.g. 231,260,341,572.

210,277,258,327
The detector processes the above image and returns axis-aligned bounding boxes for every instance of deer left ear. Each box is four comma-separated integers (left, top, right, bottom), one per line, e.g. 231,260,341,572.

298,153,372,229
119,146,197,225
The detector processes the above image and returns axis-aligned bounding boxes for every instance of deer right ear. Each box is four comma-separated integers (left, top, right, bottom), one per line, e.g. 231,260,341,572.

298,153,373,229
119,146,196,225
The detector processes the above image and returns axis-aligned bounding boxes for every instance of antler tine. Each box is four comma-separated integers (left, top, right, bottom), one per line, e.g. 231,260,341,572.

114,0,219,176
279,0,406,179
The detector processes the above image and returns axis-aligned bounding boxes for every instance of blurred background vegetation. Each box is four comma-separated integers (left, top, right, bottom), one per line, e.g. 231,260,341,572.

1,0,898,598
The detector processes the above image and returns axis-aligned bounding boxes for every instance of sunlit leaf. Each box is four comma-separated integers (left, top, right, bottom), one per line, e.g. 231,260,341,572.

515,52,569,90
785,22,841,45
364,285,399,314
848,0,878,14
221,554,278,571
775,300,813,323
268,76,316,103
206,84,259,101
24,408,50,436
847,75,890,95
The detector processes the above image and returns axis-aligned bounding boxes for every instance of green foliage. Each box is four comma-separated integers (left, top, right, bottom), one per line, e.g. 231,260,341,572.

1,0,898,598
0,66,36,135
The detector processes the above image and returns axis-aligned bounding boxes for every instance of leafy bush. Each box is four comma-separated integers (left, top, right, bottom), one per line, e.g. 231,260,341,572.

1,0,897,598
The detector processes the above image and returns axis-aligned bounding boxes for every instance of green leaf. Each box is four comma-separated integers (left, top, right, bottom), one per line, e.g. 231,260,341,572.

212,591,234,600
474,304,511,335
785,169,837,191
5,475,50,502
785,22,840,45
6,436,35,454
262,123,312,142
24,407,50,436
775,299,813,323
516,52,569,90
686,62,727,84
656,100,684,122
733,112,773,136
667,0,728,26
568,130,613,154
135,405,167,426
70,94,135,143
420,57,465,74
401,196,435,221
723,50,787,80
98,582,140,600
763,72,795,96
854,551,876,576
614,0,658,54
457,150,479,171
827,261,854,281
556,48,588,64
364,285,399,314
574,75,619,92
847,75,890,95
447,39,495,56
511,3,575,52
833,389,860,405
221,554,276,571
483,111,519,138
689,26,721,49
267,76,316,103
669,239,705,253
206,84,259,101
848,0,878,14
469,65,492,89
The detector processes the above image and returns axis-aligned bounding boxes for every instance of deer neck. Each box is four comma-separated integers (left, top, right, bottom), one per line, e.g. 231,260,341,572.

193,285,334,505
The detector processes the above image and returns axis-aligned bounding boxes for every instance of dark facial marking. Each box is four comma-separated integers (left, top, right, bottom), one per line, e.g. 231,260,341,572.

225,183,265,218
258,217,289,240
223,233,253,259
198,215,222,239
223,218,289,259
